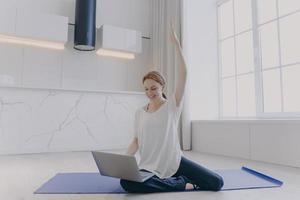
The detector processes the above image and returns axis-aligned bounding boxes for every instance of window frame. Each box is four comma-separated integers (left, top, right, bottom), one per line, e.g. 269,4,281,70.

217,0,300,119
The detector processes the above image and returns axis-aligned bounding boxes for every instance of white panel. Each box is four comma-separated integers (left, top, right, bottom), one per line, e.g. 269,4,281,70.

192,120,300,167
97,0,131,28
0,87,146,155
251,124,300,167
279,12,300,65
0,43,23,86
64,25,75,50
278,0,300,16
97,57,128,91
62,50,98,91
127,39,152,91
16,0,75,24
192,122,250,159
218,0,234,39
257,0,277,24
192,120,300,169
236,31,254,74
263,69,282,112
282,65,300,112
222,77,237,116
0,0,151,93
97,0,151,37
22,47,62,88
15,9,68,43
0,5,16,35
234,0,252,33
221,38,235,77
130,0,151,37
100,25,142,53
237,74,256,116
259,22,280,69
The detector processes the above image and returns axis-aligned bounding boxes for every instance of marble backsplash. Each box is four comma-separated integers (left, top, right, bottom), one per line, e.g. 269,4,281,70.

0,87,146,155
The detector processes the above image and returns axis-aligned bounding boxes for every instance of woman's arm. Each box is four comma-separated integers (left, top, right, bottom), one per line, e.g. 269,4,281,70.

170,24,187,107
125,137,139,155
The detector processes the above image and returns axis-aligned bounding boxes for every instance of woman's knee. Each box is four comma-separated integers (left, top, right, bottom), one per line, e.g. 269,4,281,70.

120,179,132,192
210,175,224,191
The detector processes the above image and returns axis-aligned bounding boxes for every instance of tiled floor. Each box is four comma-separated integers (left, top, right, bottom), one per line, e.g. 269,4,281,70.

1,150,300,200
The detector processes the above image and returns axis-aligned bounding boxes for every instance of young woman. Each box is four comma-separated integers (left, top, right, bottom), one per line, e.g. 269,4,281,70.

120,26,224,193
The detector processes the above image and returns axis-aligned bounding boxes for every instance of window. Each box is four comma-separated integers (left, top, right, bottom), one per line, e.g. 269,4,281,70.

218,0,300,118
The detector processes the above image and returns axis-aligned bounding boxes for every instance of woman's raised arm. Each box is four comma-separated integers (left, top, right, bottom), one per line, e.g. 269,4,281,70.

170,24,187,107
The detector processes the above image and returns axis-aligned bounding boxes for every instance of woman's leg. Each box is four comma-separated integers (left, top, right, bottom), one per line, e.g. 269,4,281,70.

120,175,187,193
173,156,224,191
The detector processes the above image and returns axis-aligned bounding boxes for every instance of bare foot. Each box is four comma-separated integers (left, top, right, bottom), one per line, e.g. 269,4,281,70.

185,183,194,190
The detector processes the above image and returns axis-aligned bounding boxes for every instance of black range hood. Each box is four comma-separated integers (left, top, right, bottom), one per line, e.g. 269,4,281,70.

74,0,96,51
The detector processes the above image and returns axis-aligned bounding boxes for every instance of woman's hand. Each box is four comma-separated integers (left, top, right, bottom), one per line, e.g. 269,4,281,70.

170,22,181,48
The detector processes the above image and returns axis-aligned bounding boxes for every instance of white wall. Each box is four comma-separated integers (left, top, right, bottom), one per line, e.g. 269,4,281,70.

0,87,146,155
192,120,300,168
184,0,300,169
0,0,152,154
0,0,152,92
97,0,151,38
0,0,151,37
183,0,219,120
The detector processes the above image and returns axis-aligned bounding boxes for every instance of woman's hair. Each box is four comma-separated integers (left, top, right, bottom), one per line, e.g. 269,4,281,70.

142,71,167,99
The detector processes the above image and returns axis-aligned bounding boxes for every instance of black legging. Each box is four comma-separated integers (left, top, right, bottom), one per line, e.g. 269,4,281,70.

120,156,224,193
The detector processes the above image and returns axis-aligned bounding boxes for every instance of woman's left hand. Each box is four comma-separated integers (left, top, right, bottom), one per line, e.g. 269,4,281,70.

170,22,180,47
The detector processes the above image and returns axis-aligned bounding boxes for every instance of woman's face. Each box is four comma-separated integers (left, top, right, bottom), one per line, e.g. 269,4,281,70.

143,79,163,100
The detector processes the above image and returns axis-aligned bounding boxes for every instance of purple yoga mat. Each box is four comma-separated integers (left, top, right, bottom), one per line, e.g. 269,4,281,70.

34,167,283,194
35,173,125,194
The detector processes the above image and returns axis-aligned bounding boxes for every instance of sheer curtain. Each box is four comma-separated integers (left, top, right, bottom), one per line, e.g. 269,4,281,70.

151,0,191,150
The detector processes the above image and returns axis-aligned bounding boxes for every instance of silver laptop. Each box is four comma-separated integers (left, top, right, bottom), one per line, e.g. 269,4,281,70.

91,151,154,182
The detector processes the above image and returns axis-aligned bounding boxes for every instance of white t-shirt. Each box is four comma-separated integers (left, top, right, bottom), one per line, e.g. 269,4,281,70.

133,94,184,179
